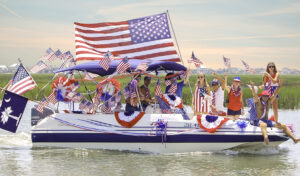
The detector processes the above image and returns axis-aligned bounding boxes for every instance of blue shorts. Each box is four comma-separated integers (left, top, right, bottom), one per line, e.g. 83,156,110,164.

265,86,279,98
253,118,275,127
227,108,241,116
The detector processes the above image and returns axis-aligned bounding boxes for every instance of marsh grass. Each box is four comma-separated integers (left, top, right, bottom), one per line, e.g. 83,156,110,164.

0,74,299,109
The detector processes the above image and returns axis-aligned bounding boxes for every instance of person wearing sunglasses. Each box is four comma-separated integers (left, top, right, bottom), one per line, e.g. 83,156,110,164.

225,76,244,120
164,70,190,98
249,81,300,145
262,62,280,122
209,72,227,116
192,73,211,115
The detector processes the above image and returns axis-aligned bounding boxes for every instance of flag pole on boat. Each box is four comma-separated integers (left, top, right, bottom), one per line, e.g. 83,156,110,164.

166,10,194,98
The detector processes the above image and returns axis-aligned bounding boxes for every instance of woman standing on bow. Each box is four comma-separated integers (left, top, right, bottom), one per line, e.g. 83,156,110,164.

262,62,280,122
192,73,211,115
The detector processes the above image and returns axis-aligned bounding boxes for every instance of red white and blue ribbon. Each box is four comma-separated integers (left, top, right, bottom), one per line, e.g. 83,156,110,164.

197,115,229,133
161,94,183,108
115,111,145,128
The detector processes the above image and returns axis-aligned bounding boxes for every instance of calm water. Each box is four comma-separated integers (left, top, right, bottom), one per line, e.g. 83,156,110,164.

1,103,300,176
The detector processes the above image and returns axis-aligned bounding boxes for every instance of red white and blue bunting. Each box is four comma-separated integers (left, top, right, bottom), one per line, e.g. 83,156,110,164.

115,111,145,128
161,94,183,109
197,115,229,133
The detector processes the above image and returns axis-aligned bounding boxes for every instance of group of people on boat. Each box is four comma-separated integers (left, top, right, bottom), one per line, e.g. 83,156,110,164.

119,61,299,144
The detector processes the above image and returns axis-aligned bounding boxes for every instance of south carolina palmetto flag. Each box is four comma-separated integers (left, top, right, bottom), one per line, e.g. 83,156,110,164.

74,13,180,62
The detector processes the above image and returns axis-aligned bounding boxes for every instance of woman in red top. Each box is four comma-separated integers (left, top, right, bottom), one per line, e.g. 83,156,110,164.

225,76,244,120
261,62,280,122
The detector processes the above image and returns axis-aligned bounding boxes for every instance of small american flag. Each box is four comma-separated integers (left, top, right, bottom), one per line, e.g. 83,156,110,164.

79,99,88,110
241,59,256,74
135,62,149,72
36,98,48,113
72,93,83,102
66,91,76,99
155,80,163,97
84,72,98,80
47,92,58,105
41,48,55,61
47,49,61,62
7,64,37,95
223,56,231,68
74,13,180,62
116,57,130,73
168,83,177,94
101,102,111,113
30,60,47,73
70,81,80,92
165,79,171,86
99,51,112,71
83,102,94,113
188,52,203,68
59,51,73,60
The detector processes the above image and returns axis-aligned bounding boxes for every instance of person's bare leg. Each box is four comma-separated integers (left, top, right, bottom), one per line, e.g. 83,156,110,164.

273,99,279,122
259,122,269,144
275,123,300,144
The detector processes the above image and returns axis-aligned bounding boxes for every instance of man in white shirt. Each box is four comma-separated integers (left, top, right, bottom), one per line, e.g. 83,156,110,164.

210,72,227,116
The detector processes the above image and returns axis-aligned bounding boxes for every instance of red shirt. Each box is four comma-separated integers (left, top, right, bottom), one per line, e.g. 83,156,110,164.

228,90,242,111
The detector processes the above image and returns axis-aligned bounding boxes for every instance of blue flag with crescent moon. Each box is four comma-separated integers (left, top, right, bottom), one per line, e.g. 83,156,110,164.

0,90,28,133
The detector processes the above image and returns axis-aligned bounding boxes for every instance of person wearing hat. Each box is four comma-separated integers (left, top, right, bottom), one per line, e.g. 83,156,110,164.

249,81,300,145
209,72,227,115
225,76,244,120
165,69,190,98
192,72,211,115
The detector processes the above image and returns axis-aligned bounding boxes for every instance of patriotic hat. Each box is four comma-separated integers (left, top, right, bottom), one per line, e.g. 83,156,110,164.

211,78,219,85
258,90,271,97
233,76,241,82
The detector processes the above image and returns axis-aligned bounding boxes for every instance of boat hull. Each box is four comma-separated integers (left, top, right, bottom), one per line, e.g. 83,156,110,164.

31,112,289,153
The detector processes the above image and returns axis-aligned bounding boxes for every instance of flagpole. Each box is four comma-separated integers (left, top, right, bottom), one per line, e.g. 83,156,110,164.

166,10,194,97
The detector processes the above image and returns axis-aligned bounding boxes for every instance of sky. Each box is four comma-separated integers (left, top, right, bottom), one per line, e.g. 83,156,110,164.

0,0,300,69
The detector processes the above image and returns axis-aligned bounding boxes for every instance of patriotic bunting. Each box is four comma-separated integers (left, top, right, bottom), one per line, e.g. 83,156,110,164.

161,94,183,109
114,111,145,128
197,115,229,133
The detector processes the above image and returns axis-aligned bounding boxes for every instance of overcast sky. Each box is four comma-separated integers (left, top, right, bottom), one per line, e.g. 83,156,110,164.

0,0,300,69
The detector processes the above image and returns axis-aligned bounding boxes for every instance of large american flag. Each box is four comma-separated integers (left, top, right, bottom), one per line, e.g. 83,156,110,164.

74,12,180,62
188,52,203,68
241,59,256,74
116,57,130,73
223,56,231,68
30,60,47,73
7,64,37,95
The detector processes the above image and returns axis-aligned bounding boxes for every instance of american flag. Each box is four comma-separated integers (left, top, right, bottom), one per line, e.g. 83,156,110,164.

72,93,83,102
36,98,48,113
47,91,58,105
99,51,112,71
41,48,54,61
188,52,203,68
70,81,80,92
155,80,163,97
241,59,256,74
122,86,130,99
59,51,73,60
116,57,130,73
74,12,180,62
223,56,231,68
101,102,111,113
7,64,37,95
79,99,88,110
67,58,76,67
84,72,98,80
30,60,47,73
168,83,177,94
135,62,149,72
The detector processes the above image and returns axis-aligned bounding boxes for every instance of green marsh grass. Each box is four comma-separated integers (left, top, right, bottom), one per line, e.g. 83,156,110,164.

0,74,299,109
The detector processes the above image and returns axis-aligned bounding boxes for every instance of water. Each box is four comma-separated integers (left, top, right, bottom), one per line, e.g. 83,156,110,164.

1,103,300,176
